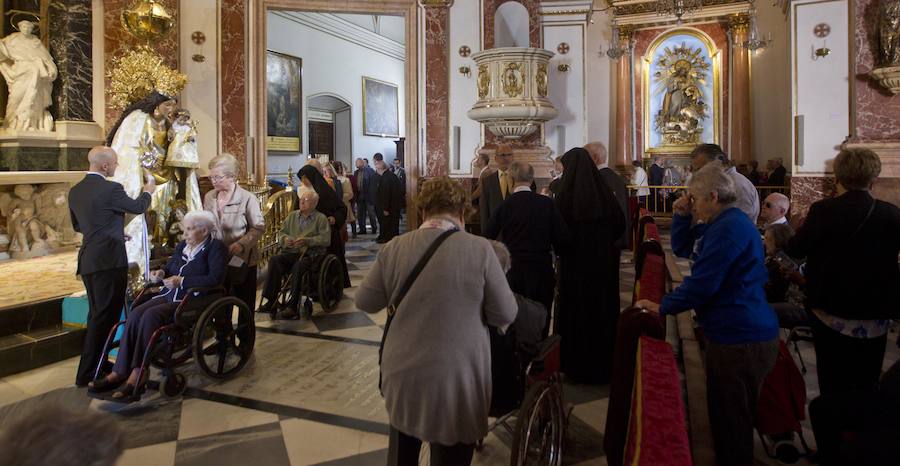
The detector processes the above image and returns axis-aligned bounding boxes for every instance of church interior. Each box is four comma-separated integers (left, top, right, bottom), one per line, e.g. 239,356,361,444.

0,0,899,465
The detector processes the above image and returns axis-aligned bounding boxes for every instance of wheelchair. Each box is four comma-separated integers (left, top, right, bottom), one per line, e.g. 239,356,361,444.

482,334,568,466
89,284,256,402
270,252,344,318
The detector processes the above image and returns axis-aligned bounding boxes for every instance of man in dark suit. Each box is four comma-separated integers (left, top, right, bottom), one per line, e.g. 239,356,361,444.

648,156,666,211
353,157,378,235
68,146,154,386
767,158,788,187
374,159,403,243
484,162,568,312
479,144,516,234
586,142,630,250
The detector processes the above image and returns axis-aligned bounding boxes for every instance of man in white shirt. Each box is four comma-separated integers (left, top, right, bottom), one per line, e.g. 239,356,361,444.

760,192,790,228
631,160,650,207
690,144,760,221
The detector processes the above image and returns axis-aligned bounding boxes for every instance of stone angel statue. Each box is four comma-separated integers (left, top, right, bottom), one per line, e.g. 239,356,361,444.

35,183,78,245
0,184,51,259
0,20,58,132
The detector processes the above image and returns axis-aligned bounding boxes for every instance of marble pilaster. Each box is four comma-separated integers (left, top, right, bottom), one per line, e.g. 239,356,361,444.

851,0,900,142
423,2,450,177
614,27,634,172
48,0,93,122
728,14,751,165
220,0,248,176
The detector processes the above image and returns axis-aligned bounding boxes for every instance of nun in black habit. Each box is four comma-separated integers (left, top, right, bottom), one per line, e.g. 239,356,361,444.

297,164,352,288
554,147,625,384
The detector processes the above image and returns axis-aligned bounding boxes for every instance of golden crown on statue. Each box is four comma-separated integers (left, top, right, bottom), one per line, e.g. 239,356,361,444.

107,47,187,109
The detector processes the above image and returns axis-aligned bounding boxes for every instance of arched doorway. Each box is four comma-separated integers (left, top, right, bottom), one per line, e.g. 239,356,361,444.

307,93,352,169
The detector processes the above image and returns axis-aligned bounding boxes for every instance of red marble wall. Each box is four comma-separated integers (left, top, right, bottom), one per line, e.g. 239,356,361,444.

851,0,900,143
220,0,248,175
632,23,730,160
424,6,450,178
103,0,180,134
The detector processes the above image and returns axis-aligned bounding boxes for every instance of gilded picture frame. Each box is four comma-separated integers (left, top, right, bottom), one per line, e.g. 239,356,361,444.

266,50,303,152
362,76,400,138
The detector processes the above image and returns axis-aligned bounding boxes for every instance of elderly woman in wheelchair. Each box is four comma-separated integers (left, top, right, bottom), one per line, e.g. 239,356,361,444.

88,210,228,401
258,190,331,319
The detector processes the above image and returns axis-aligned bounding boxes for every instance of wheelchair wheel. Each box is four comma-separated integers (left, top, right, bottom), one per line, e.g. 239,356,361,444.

275,273,295,315
510,379,565,466
317,254,344,312
193,297,256,379
161,373,187,398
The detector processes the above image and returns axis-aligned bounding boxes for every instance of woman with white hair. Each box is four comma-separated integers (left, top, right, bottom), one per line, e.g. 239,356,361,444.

203,153,265,311
88,210,228,401
637,162,779,466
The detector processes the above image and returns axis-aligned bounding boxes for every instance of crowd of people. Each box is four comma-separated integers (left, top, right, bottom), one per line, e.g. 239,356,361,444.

35,137,897,466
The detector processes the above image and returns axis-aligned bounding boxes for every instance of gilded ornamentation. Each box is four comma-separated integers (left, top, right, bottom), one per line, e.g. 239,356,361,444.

107,47,187,109
728,13,750,33
536,63,548,97
652,42,710,146
121,0,176,42
501,62,524,98
878,0,900,66
477,64,491,99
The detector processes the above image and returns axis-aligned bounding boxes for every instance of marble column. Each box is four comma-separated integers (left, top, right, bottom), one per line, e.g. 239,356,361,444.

614,26,634,173
421,0,452,178
728,14,751,165
48,0,93,122
220,0,248,176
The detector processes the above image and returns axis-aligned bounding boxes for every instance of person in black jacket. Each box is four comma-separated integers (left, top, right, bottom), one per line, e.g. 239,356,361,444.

586,142,630,250
484,162,568,313
88,211,228,401
375,159,403,243
298,163,351,287
68,146,154,387
767,158,788,187
787,148,900,396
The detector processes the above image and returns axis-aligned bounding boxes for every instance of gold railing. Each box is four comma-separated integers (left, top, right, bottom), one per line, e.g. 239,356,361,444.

259,188,299,265
627,185,788,217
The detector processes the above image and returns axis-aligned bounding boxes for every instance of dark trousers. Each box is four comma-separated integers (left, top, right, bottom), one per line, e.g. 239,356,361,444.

380,212,400,241
809,388,900,466
357,199,378,234
705,338,778,466
262,252,317,306
387,427,475,466
112,298,178,376
810,314,887,396
230,265,258,312
76,267,127,385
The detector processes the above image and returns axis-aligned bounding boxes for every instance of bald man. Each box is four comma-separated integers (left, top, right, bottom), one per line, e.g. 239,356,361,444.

585,142,630,250
760,192,790,228
69,146,154,386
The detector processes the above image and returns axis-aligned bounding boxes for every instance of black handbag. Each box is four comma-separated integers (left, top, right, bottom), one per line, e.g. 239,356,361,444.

378,228,457,394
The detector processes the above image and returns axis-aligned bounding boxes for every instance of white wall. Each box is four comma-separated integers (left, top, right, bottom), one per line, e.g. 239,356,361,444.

180,0,220,176
790,0,850,175
751,4,791,169
544,24,586,157
267,12,406,176
449,0,483,176
334,108,352,169
585,13,615,154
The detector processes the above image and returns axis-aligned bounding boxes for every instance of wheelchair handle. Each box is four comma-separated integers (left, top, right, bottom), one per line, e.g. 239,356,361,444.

174,285,227,316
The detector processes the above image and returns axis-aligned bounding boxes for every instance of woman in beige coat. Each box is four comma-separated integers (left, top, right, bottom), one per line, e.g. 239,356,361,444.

355,177,517,466
203,153,265,311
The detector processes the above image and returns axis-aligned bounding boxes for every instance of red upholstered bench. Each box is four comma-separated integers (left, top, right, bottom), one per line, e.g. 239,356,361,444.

623,336,693,466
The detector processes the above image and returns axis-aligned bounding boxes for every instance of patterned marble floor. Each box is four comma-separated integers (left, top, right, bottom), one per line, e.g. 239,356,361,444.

3,231,895,466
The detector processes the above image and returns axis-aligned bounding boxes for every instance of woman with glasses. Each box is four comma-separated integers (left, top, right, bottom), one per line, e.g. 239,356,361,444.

203,153,265,311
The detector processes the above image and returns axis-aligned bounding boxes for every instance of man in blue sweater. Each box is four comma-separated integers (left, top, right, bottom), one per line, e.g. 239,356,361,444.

638,162,778,466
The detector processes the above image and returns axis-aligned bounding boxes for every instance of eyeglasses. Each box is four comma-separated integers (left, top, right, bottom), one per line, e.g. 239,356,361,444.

764,202,773,208
210,174,231,182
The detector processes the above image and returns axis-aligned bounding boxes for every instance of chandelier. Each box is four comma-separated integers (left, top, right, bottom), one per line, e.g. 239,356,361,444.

741,0,772,51
656,0,703,23
606,20,632,59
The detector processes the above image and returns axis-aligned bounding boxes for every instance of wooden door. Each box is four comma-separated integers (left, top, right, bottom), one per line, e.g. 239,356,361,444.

308,121,334,160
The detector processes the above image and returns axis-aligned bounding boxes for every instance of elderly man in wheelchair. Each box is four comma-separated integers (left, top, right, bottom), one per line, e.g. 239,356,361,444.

87,211,229,401
258,190,332,319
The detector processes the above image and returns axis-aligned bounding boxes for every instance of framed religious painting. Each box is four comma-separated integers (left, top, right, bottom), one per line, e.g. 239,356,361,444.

362,76,400,138
266,50,302,152
642,29,721,155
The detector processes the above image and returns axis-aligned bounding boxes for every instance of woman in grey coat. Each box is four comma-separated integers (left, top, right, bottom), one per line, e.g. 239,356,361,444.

355,177,518,466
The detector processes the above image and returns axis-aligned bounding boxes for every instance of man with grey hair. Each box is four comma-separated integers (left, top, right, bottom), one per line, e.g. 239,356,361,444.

585,142,630,250
760,192,790,228
68,146,155,386
259,189,332,318
484,162,568,313
690,143,760,221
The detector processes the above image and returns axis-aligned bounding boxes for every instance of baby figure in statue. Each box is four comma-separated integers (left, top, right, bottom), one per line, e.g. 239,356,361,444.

166,109,199,169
